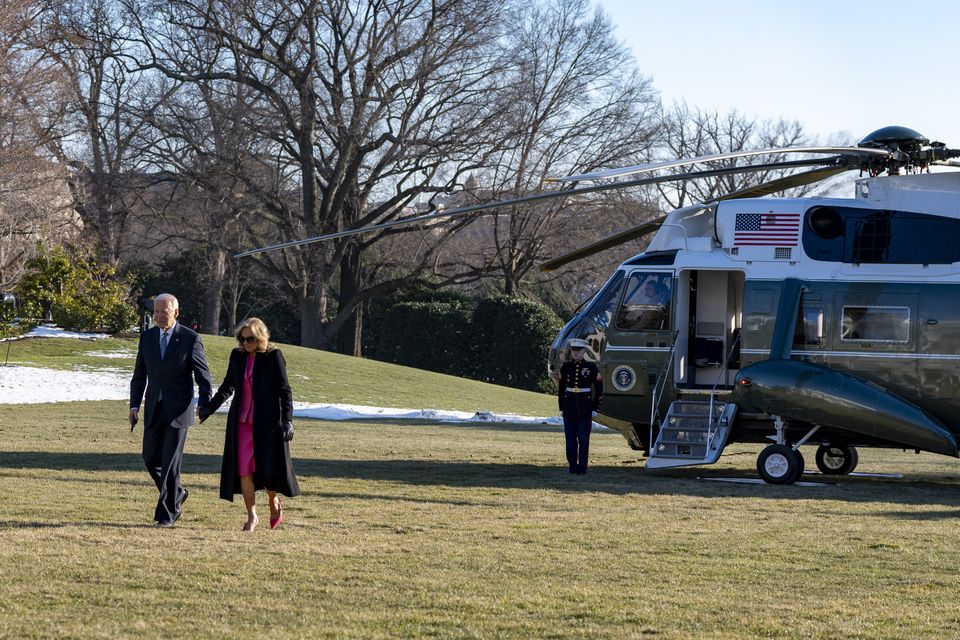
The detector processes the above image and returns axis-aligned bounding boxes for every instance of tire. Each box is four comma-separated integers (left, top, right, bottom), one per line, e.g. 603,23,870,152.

790,449,806,484
815,445,858,475
757,444,804,485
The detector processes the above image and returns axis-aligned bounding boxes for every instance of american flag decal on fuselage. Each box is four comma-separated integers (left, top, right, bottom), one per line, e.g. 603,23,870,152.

733,212,801,246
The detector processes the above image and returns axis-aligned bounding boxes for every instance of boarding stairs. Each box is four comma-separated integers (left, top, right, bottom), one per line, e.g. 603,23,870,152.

646,398,737,470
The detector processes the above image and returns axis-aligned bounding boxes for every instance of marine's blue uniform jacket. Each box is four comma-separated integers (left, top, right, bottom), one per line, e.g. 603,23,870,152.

557,360,603,416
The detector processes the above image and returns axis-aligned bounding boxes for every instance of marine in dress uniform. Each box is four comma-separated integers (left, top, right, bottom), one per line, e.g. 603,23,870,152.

558,338,603,475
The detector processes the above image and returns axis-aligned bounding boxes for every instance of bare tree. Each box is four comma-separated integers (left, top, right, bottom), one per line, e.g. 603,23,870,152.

29,0,169,265
458,0,659,296
128,76,273,335
121,0,514,354
0,0,80,289
656,102,818,210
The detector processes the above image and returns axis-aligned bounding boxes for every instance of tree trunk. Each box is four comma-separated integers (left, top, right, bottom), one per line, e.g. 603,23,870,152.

227,289,238,334
201,248,226,335
337,244,363,356
299,288,330,349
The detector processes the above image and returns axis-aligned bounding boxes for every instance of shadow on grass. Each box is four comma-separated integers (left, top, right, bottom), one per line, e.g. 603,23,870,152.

875,509,960,520
2,451,960,506
0,520,160,530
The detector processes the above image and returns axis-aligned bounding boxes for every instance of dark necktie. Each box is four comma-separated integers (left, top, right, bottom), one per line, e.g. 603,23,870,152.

160,331,169,359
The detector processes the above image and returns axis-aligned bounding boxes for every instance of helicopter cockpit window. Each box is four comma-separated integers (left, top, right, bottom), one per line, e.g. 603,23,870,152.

840,306,910,343
587,273,625,330
556,271,626,360
615,273,671,331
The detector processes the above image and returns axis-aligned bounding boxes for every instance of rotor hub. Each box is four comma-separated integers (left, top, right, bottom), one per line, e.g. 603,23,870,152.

855,125,956,175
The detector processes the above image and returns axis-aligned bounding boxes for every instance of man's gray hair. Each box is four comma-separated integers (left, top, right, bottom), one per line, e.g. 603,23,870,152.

154,293,179,310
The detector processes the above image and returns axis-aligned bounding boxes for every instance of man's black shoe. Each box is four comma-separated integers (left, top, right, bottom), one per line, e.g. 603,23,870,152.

173,489,189,523
155,521,175,528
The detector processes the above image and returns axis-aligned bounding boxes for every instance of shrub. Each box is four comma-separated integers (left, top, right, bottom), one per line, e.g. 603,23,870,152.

471,296,563,393
17,245,139,333
377,300,476,376
369,291,563,393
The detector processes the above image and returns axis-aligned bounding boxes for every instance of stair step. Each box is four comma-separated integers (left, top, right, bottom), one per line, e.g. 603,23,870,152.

647,399,739,470
655,443,707,457
660,431,707,444
664,417,714,429
668,402,724,416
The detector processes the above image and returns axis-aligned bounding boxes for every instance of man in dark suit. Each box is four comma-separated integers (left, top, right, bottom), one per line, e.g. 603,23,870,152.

129,293,213,527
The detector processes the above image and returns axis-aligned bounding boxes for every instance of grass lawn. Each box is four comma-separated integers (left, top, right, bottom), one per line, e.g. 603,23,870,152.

3,402,960,639
2,337,960,638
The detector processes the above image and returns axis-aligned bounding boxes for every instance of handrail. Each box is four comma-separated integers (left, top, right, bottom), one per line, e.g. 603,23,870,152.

649,330,680,453
706,331,741,451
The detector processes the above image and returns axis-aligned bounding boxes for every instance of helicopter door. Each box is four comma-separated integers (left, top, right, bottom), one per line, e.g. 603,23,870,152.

679,270,744,387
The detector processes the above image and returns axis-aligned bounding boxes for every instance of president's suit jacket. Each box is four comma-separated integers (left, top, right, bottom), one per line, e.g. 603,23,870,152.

130,323,213,429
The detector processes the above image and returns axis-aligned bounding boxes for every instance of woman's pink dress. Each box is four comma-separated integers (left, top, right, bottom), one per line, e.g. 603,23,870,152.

237,353,256,476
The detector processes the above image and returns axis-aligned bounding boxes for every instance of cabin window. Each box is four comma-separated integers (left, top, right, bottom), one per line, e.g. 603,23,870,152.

803,206,960,264
793,304,824,346
615,273,672,331
840,306,910,343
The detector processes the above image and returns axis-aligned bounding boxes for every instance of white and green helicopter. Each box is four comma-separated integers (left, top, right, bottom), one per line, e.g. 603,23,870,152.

240,125,960,484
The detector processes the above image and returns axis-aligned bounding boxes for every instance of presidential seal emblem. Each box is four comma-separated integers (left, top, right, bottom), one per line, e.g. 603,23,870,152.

611,365,636,392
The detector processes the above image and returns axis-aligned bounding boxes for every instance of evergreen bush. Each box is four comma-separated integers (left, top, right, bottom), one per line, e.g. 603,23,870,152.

369,290,562,393
471,296,563,393
17,245,138,333
378,300,476,376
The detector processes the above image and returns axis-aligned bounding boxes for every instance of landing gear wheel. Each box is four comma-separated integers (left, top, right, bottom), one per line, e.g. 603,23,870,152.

757,444,804,485
792,449,806,483
815,445,859,475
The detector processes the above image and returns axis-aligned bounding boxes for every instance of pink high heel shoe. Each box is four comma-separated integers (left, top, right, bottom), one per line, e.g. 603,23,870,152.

270,498,283,529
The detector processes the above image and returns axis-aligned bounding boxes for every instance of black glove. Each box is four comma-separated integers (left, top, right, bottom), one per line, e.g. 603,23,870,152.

281,421,294,442
198,407,211,423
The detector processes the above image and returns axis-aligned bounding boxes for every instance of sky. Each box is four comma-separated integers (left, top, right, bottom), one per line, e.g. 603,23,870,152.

597,0,960,148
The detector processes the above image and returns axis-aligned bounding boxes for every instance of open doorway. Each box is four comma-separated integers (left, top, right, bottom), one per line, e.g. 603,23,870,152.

676,270,744,387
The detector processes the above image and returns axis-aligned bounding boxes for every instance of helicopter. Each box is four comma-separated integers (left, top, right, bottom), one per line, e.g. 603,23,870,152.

237,125,960,484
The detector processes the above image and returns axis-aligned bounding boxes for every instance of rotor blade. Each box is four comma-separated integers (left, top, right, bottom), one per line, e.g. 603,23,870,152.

234,157,838,258
539,215,668,272
712,165,851,201
547,146,891,183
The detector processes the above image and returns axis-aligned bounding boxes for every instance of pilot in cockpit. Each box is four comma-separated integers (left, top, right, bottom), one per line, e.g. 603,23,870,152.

641,278,669,306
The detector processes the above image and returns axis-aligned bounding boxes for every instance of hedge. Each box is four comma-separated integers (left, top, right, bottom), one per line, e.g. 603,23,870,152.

369,293,562,393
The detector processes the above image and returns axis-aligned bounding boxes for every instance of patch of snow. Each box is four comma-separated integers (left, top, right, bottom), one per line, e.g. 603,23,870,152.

87,350,135,359
0,364,607,429
0,365,129,404
0,329,609,430
23,325,111,340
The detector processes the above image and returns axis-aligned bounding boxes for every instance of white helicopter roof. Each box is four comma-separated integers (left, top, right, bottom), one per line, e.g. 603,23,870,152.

636,170,960,283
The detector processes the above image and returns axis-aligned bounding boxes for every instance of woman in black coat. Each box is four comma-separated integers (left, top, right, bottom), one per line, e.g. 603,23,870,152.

202,318,300,531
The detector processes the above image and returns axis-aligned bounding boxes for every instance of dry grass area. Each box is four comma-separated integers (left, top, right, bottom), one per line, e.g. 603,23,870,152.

3,400,960,639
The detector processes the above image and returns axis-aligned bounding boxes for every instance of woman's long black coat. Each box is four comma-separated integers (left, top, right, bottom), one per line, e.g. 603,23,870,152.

208,347,300,501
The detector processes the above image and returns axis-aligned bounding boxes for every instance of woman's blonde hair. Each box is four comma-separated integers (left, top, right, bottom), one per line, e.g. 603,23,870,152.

234,317,274,352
